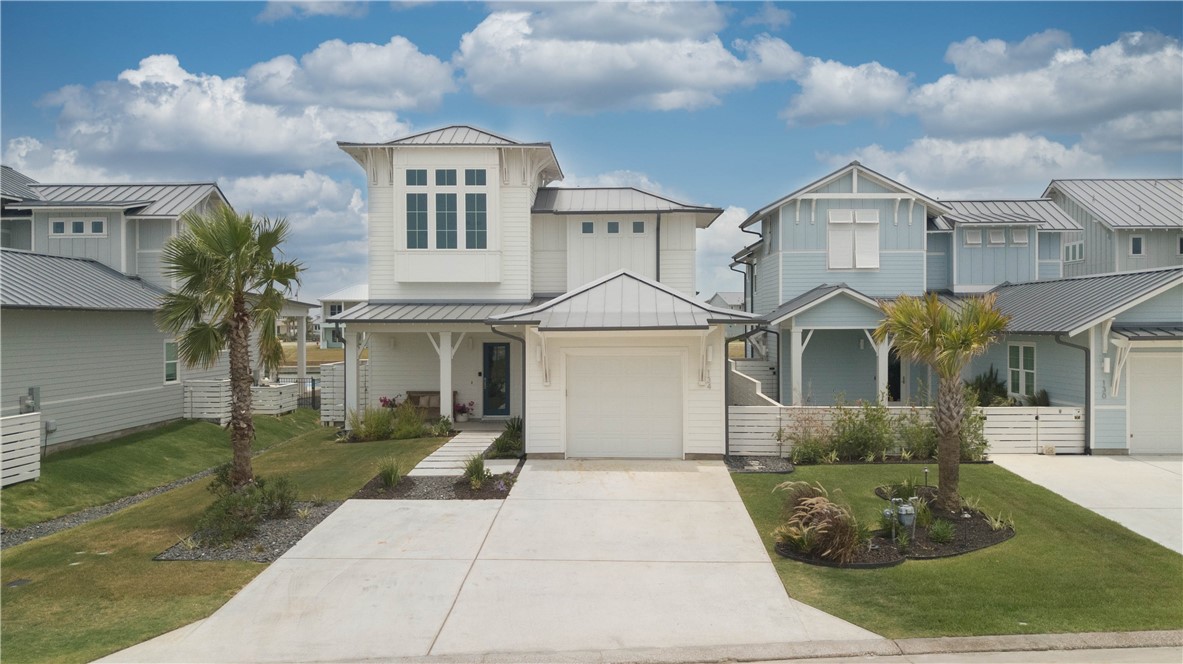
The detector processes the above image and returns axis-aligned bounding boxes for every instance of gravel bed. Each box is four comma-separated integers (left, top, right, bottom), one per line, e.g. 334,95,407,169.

156,501,344,563
726,455,795,474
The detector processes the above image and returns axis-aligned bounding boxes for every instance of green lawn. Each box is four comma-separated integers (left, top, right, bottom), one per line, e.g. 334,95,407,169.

1,409,323,530
0,429,445,664
734,464,1183,638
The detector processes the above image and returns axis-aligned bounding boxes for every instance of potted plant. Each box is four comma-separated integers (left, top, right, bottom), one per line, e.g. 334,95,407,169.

454,400,475,423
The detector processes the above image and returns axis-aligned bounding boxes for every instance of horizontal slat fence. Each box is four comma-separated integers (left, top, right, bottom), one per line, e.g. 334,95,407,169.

320,361,369,425
2,412,42,487
184,380,231,425
251,383,300,415
732,359,778,401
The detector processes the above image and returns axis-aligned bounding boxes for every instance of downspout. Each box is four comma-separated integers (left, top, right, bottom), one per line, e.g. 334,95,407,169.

730,262,751,357
1054,334,1091,455
490,325,526,429
655,213,661,282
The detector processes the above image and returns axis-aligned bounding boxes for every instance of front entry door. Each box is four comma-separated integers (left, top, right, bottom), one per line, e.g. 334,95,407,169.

888,347,905,403
483,343,510,417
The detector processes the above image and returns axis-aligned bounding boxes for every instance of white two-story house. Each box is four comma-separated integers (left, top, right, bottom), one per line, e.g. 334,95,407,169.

329,125,755,459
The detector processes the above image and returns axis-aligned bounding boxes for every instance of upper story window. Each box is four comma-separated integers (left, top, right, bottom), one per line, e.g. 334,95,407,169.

632,221,645,234
1064,241,1084,262
988,229,1006,246
1129,235,1145,256
406,169,427,186
581,222,594,234
329,303,343,317
465,193,487,249
436,193,458,249
435,169,457,186
607,221,620,234
164,341,179,384
1008,343,1035,398
964,229,983,246
406,193,428,249
50,217,106,237
1011,228,1028,245
827,209,879,269
464,169,486,186
1177,236,1183,256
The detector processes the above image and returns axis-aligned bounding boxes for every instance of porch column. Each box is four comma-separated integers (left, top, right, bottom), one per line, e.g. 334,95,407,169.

344,331,360,429
296,316,307,383
439,331,453,421
790,328,803,406
876,338,890,404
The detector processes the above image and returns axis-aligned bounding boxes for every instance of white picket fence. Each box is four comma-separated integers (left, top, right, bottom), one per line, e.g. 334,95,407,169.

184,380,301,425
2,412,42,487
728,404,1085,457
320,360,369,425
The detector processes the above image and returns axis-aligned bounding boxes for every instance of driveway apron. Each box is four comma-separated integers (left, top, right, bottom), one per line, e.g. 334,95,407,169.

101,460,880,663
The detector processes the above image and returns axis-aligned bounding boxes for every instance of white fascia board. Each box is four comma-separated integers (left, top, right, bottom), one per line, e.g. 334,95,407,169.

767,288,881,327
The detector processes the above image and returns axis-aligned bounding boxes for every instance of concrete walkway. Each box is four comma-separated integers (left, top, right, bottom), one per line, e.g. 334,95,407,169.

406,430,498,476
993,454,1183,553
101,460,880,663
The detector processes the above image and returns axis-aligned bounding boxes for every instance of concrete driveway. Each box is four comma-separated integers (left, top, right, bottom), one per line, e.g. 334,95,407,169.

993,455,1183,553
102,460,880,663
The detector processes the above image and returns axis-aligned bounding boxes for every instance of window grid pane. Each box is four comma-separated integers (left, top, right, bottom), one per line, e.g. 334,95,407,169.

465,193,487,249
581,222,594,234
633,221,645,233
52,221,65,234
1023,346,1035,371
406,193,428,249
91,220,104,234
607,221,619,234
1010,370,1020,393
435,169,456,186
72,221,85,234
406,169,426,186
436,193,457,249
464,169,486,186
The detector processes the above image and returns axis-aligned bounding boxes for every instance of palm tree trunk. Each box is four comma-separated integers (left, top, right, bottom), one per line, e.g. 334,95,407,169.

934,374,965,512
228,294,255,488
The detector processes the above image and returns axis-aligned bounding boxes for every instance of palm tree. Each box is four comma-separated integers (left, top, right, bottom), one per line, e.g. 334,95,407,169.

157,205,302,488
873,293,1008,511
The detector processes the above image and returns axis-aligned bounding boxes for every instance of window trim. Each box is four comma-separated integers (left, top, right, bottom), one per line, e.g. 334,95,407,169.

1129,234,1145,257
988,229,1007,246
464,169,486,186
964,228,983,246
464,192,487,249
581,221,594,234
1007,342,1036,398
406,169,427,186
435,169,457,186
606,221,619,234
1063,240,1084,263
632,221,646,234
163,340,180,385
406,193,429,249
50,217,107,237
436,193,458,250
1011,228,1029,245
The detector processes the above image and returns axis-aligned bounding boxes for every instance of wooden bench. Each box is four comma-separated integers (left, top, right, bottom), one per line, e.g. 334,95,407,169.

405,391,457,421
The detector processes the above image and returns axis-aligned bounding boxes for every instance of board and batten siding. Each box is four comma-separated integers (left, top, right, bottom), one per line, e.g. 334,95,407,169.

565,214,659,291
0,309,183,447
954,225,1036,287
33,210,124,273
1052,189,1116,277
1,219,33,250
926,232,951,291
791,295,883,329
524,332,725,457
799,329,878,404
751,249,781,315
531,216,567,294
657,213,697,295
1117,228,1183,272
1037,232,1063,280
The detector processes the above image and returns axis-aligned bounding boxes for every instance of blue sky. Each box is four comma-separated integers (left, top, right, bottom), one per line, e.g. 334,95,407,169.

3,1,1181,301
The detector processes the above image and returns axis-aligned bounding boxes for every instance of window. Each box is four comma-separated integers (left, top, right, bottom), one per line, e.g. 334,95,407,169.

465,193,487,249
164,341,179,384
1011,228,1028,245
1064,240,1084,263
607,221,619,234
751,261,758,293
50,217,106,237
406,169,427,186
1008,344,1036,397
52,220,66,235
988,229,1006,245
581,221,594,234
827,209,879,269
91,220,105,234
964,229,982,246
435,169,456,186
464,169,486,186
406,193,428,249
632,221,645,234
71,221,86,234
434,193,457,249
328,303,343,317
1178,236,1183,256
1130,235,1145,256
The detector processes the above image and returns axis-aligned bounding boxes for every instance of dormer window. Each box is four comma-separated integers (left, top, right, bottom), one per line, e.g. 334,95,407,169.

964,229,983,246
50,217,106,237
465,169,486,186
1011,228,1028,245
406,169,427,186
435,169,457,186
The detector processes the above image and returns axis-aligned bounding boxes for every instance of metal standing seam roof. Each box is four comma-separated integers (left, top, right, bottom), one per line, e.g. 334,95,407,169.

938,199,1081,231
319,283,369,303
0,249,166,311
329,298,552,324
764,284,882,325
1,166,41,202
533,187,722,215
1045,179,1183,229
488,270,763,331
18,182,224,217
992,267,1183,335
1112,324,1183,340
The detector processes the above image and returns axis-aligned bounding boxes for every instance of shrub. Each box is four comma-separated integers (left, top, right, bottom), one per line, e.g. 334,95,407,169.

928,519,955,544
378,456,402,489
348,406,395,442
773,495,863,564
256,475,297,518
195,489,265,545
831,400,894,461
504,416,524,439
430,416,453,437
966,365,1007,407
772,480,828,516
958,391,990,462
896,408,937,460
391,400,427,439
489,432,523,458
463,454,491,490
878,477,918,501
778,407,833,464
1023,389,1051,407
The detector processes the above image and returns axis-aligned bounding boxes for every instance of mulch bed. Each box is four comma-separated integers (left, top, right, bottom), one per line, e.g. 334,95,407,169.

873,484,939,503
726,456,796,474
776,536,905,568
352,468,520,501
155,501,344,563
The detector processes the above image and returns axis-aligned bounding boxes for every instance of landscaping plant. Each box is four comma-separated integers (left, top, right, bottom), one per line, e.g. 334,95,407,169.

896,408,938,460
347,406,396,442
390,400,427,439
928,519,956,544
463,454,492,490
377,456,402,488
966,365,1008,407
430,416,453,437
156,205,301,488
874,293,1008,511
489,416,525,458
772,494,863,564
831,400,894,461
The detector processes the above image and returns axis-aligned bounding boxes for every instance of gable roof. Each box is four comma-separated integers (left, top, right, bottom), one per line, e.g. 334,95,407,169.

489,270,761,330
1044,179,1182,229
0,249,166,311
992,267,1183,336
938,199,1080,231
532,187,723,227
320,283,369,303
11,182,225,218
709,291,744,307
764,284,881,326
740,161,952,229
1,166,41,202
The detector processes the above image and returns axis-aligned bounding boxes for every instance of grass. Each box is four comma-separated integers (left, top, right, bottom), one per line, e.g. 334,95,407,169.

734,464,1183,638
279,341,367,367
0,428,445,664
1,409,322,530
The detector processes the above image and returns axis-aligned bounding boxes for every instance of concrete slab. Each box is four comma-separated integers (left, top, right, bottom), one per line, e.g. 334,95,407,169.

511,459,741,502
755,646,1183,663
431,559,878,655
283,500,501,560
407,468,462,477
993,454,1183,553
483,459,519,474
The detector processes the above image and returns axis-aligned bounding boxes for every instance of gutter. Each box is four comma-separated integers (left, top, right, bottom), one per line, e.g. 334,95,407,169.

1054,334,1091,455
655,213,661,282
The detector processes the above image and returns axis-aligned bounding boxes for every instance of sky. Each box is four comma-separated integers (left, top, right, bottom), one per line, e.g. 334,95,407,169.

2,1,1181,302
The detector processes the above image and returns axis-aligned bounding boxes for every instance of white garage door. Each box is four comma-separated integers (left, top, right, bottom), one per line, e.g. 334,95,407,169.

566,354,683,458
1129,352,1183,455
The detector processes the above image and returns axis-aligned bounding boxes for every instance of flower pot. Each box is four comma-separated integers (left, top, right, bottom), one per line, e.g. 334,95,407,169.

456,413,470,423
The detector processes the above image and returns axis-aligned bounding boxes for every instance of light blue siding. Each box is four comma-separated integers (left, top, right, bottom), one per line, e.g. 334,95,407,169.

781,253,925,300
1116,284,1183,323
1,219,33,250
1052,190,1116,277
1092,327,1125,407
34,210,124,272
793,294,883,328
779,199,925,251
1117,229,1183,273
1037,232,1062,280
1038,261,1062,280
800,329,878,404
967,333,1085,406
1093,409,1127,451
926,233,950,291
752,250,781,315
954,226,1036,286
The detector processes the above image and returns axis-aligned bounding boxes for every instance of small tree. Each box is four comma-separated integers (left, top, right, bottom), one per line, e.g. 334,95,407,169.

873,293,1007,511
157,205,301,488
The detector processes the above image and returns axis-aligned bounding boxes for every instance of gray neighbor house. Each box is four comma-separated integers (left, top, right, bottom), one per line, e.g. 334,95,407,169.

0,166,312,453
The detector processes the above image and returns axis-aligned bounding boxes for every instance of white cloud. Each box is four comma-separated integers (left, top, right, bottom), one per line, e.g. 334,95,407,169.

1081,110,1183,156
697,206,750,299
37,54,408,178
522,1,728,42
257,1,368,23
912,32,1183,137
560,169,675,196
455,11,802,112
742,2,792,31
245,37,455,111
3,137,126,183
781,58,911,126
821,134,1107,199
944,29,1073,78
